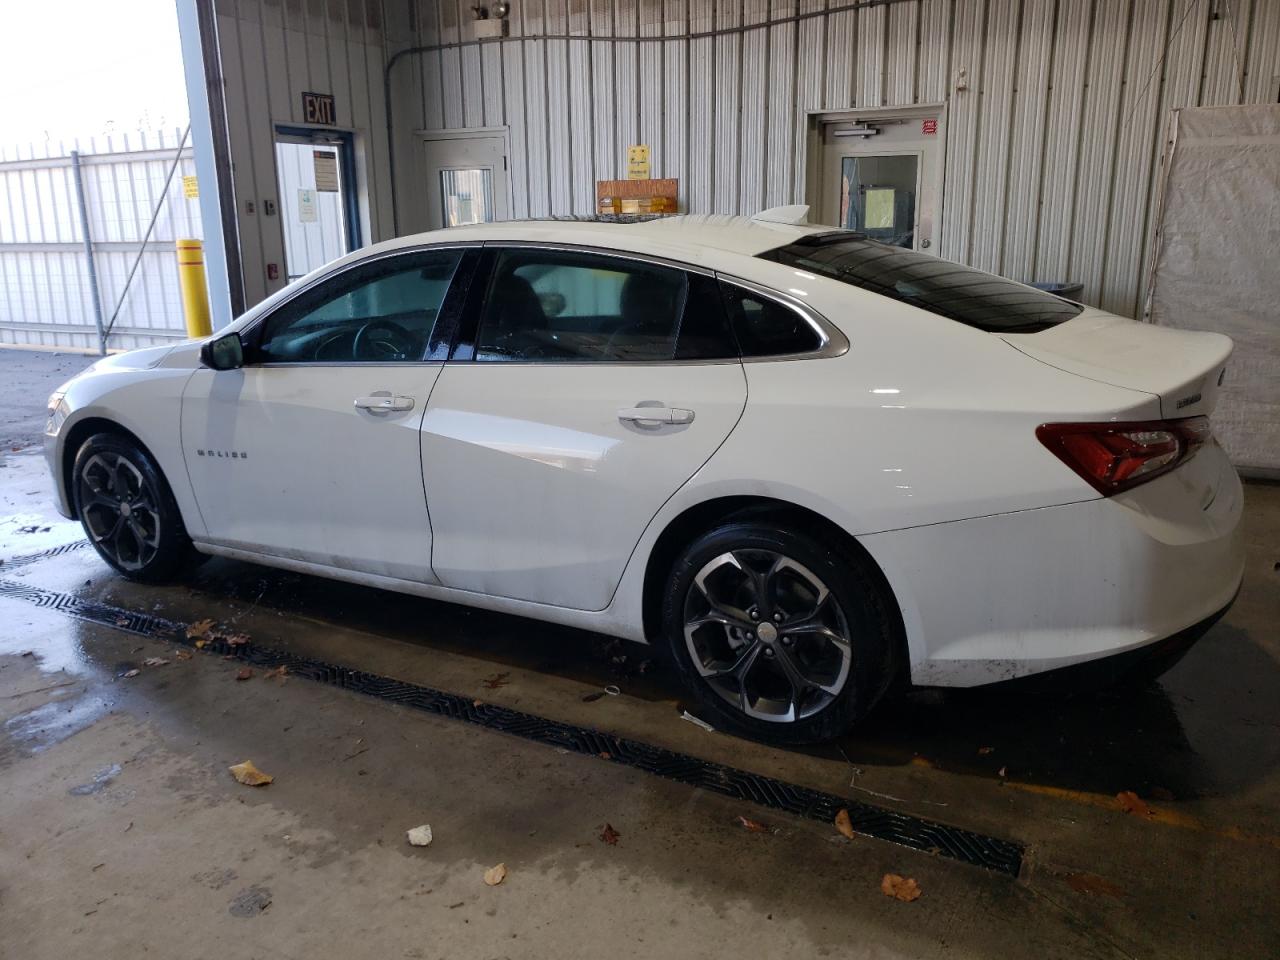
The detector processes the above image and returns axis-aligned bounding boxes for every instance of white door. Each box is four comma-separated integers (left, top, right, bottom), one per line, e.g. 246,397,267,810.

421,246,748,611
423,134,510,230
815,113,944,251
180,247,474,581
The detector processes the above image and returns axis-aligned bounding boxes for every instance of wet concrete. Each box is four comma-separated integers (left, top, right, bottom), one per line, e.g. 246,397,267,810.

2,350,1278,957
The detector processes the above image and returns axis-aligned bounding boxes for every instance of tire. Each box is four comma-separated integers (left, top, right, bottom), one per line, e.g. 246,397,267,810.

661,519,898,744
72,432,201,583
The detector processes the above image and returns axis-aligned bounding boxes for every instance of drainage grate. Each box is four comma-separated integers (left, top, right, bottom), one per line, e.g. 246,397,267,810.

0,574,1024,876
0,539,91,570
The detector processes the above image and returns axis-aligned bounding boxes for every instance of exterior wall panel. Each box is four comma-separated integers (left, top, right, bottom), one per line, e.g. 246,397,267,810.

195,0,1280,321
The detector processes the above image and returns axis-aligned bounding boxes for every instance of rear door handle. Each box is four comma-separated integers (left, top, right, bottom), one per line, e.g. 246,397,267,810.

617,406,695,425
354,394,415,412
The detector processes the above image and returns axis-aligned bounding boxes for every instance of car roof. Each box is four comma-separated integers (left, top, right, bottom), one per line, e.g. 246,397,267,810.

371,213,829,262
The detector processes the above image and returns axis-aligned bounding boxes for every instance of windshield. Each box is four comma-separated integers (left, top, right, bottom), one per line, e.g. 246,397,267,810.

759,232,1083,333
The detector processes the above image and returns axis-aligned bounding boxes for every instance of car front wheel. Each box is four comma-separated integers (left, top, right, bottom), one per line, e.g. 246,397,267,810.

662,520,898,744
72,433,200,582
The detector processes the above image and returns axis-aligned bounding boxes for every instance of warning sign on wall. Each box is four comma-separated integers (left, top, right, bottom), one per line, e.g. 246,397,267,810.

313,151,339,192
921,119,938,136
182,175,199,198
626,144,651,180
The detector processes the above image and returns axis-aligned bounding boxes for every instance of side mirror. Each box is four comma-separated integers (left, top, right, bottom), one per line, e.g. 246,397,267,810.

200,332,244,371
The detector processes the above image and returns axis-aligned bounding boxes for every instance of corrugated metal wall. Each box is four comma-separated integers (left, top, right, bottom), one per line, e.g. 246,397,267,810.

213,0,396,307
398,0,1280,317
0,130,200,351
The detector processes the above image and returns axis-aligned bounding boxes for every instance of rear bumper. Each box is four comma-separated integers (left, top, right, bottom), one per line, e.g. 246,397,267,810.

936,590,1237,693
860,442,1245,688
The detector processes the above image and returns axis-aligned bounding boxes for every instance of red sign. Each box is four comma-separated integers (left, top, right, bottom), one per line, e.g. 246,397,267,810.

921,119,938,136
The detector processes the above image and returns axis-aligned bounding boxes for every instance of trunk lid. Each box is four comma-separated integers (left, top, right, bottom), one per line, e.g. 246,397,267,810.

1001,308,1233,419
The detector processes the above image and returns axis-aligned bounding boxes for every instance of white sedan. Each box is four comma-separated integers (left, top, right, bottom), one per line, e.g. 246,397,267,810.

44,210,1244,743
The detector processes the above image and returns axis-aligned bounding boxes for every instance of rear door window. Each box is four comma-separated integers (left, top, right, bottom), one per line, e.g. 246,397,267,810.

474,249,688,362
760,232,1082,333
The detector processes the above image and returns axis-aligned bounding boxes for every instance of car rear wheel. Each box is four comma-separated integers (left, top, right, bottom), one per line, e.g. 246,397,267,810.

73,433,201,582
662,519,898,744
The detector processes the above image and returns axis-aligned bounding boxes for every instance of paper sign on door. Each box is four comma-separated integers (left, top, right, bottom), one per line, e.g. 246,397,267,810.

298,189,318,223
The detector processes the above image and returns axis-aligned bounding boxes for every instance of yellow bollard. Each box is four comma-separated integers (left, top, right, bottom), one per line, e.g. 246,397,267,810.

176,239,213,338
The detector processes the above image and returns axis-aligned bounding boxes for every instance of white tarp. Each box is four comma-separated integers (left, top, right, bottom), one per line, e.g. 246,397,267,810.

1147,105,1280,476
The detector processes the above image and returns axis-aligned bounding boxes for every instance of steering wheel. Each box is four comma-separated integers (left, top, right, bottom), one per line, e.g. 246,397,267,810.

352,319,418,361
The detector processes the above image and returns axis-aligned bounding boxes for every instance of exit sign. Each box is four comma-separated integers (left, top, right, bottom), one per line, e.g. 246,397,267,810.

302,92,337,126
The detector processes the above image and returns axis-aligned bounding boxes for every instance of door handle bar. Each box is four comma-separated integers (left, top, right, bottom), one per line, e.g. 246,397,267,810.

354,395,415,412
617,406,695,425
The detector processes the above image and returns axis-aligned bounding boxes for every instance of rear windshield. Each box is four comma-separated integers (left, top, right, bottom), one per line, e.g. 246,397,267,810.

759,232,1083,333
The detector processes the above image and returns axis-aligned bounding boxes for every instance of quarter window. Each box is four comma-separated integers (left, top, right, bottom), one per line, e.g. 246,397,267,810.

720,282,823,357
255,250,462,363
474,250,689,362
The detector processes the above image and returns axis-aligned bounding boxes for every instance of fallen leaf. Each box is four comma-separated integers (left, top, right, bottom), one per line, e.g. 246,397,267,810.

143,657,169,668
263,665,288,684
736,815,770,834
186,619,215,640
407,824,433,847
175,650,193,661
235,667,254,681
481,672,510,690
599,823,620,845
121,669,140,679
1063,871,1126,899
834,808,856,840
223,633,250,647
472,699,484,707
483,863,507,886
598,751,612,761
229,760,273,786
1116,791,1153,817
977,746,995,755
194,639,208,649
880,874,922,902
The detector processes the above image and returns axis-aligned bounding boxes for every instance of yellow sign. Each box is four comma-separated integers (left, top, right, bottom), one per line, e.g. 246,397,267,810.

626,144,651,180
182,175,199,199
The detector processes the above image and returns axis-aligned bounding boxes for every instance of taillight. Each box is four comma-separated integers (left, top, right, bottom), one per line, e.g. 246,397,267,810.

1036,417,1211,496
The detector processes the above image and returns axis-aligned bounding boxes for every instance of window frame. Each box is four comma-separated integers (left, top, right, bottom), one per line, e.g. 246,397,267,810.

446,241,846,365
238,242,483,367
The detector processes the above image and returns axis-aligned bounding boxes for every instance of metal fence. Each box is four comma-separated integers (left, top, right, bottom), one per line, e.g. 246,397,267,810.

0,128,201,352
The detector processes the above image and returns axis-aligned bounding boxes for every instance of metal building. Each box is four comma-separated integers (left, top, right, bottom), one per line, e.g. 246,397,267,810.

188,0,1280,327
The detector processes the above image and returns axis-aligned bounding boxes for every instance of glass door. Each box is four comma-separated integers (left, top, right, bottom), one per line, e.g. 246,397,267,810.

273,126,362,282
815,113,943,252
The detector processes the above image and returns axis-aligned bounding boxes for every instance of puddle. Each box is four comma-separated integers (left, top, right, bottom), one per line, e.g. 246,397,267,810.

4,692,113,754
68,762,122,795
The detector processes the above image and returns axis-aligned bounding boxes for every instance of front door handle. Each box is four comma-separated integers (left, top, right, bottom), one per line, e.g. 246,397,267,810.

617,406,695,425
354,394,415,412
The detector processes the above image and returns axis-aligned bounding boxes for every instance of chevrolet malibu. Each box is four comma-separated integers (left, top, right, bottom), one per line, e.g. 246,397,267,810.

44,209,1245,743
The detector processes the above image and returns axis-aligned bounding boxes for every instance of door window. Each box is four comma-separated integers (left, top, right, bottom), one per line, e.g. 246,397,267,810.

840,155,918,248
255,250,463,363
440,169,494,226
474,249,690,362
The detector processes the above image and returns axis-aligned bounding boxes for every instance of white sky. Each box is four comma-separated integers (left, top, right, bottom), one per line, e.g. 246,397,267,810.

0,0,189,148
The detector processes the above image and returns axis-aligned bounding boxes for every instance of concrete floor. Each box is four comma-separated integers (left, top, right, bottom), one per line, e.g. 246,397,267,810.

2,347,1278,959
